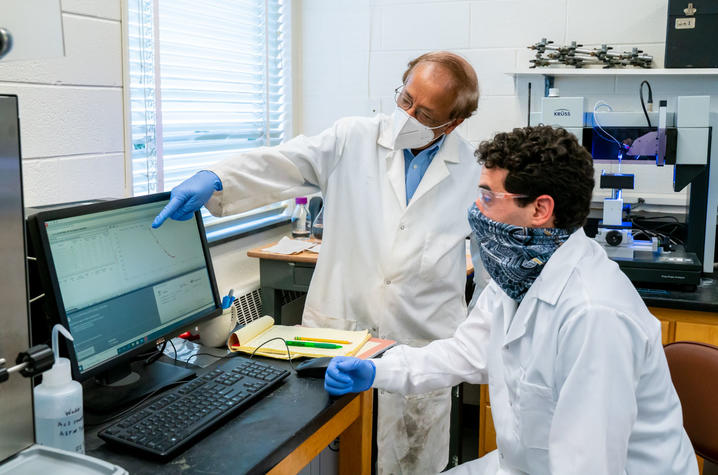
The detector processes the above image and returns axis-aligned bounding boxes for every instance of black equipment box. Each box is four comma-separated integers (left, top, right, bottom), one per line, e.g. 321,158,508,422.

665,1,718,68
612,247,702,288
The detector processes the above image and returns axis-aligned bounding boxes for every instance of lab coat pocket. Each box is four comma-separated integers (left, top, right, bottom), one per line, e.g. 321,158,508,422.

419,234,462,281
517,380,554,450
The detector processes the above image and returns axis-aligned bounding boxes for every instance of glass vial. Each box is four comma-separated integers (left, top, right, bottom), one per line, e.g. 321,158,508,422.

291,197,311,239
311,206,324,240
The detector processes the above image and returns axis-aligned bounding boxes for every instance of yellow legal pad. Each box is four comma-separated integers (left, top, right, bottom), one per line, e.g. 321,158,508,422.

227,315,371,359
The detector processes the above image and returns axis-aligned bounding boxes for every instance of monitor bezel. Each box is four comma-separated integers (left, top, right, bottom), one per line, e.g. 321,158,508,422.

33,192,222,381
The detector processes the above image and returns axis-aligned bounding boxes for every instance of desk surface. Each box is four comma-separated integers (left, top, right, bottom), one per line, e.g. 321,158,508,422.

247,240,322,264
85,356,360,475
248,240,475,275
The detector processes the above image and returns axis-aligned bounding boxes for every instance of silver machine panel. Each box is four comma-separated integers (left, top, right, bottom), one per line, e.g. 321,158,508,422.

0,95,34,461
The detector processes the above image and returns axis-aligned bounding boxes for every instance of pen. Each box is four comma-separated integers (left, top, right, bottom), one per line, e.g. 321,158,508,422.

286,341,342,349
295,337,351,344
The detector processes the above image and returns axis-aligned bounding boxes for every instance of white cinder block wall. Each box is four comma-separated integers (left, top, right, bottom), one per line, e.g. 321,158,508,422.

1,0,125,207
1,0,286,296
299,0,677,141
299,0,718,211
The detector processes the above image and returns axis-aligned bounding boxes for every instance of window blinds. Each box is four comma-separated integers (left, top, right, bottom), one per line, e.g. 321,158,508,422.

127,0,291,241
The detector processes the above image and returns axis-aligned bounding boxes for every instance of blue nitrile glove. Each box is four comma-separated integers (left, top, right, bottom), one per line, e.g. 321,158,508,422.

324,356,375,396
152,170,222,228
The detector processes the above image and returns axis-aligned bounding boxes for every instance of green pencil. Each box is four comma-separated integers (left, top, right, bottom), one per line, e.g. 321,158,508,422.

286,341,342,349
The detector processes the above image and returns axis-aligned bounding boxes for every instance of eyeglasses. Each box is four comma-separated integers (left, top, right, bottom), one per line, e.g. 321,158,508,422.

476,188,529,208
394,85,453,129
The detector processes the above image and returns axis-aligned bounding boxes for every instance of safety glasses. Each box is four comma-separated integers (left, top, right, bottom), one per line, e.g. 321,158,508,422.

394,85,453,129
476,188,529,208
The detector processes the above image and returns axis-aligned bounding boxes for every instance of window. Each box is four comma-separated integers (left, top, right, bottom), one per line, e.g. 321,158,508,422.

126,0,292,242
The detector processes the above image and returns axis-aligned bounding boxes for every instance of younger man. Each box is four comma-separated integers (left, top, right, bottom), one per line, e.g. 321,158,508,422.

325,126,697,474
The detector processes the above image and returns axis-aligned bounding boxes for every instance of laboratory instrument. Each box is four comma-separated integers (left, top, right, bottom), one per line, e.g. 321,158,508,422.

0,93,35,461
548,92,717,288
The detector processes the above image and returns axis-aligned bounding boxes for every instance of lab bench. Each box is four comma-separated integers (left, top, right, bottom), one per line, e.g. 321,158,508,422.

85,355,372,474
478,275,718,473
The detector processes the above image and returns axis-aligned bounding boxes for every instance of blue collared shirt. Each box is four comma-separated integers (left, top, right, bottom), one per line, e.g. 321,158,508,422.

403,135,446,204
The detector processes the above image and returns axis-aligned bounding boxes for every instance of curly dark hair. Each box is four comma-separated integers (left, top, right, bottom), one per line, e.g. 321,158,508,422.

475,126,595,230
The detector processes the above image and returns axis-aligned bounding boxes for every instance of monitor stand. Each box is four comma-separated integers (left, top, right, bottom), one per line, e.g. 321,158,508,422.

83,359,194,414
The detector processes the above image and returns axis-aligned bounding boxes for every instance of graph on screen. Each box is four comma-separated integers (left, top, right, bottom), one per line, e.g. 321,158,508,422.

46,202,208,312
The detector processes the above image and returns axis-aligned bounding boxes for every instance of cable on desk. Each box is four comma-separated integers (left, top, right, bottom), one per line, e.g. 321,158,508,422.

185,352,232,365
144,341,167,366
133,342,168,363
182,337,297,369
168,338,178,365
251,337,297,372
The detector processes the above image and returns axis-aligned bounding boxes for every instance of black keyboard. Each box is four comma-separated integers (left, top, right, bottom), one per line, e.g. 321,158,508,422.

98,357,290,458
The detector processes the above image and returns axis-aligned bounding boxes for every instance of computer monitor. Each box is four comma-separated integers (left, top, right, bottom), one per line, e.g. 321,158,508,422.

31,193,222,409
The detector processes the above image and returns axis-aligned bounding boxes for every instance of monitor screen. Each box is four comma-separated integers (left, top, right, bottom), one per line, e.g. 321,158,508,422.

35,194,221,380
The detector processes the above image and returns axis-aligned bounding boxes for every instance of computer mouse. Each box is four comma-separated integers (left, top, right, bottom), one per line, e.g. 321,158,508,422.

295,357,334,378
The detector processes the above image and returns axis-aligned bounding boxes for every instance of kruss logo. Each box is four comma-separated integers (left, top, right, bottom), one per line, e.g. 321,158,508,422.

553,109,571,117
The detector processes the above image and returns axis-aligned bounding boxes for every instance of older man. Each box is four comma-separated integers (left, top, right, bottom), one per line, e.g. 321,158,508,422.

153,51,482,473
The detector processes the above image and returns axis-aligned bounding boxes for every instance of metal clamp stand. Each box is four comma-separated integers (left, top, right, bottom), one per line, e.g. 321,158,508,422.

0,344,54,383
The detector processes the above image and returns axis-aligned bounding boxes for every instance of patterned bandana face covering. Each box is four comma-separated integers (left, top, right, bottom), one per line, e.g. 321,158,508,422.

468,202,572,301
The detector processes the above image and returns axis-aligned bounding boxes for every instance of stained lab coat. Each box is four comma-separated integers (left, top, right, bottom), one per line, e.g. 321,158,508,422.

373,229,698,475
205,114,482,472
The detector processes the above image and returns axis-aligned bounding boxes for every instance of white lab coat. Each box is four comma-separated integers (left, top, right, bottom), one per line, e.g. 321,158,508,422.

205,114,482,473
373,229,698,475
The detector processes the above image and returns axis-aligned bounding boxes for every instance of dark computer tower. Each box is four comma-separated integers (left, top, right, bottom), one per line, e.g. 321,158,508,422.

665,1,718,68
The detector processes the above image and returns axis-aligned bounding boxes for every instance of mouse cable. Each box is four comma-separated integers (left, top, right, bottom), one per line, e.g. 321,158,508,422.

251,337,297,372
185,352,232,365
144,341,167,366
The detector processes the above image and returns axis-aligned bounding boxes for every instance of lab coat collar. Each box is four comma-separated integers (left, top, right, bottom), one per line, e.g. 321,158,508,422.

378,114,394,150
387,148,407,210
407,136,459,205
532,227,588,305
502,228,587,345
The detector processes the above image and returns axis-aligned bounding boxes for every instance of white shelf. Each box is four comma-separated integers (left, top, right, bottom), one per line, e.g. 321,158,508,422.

511,68,718,77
